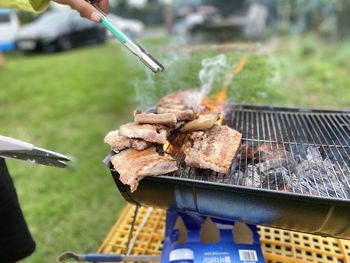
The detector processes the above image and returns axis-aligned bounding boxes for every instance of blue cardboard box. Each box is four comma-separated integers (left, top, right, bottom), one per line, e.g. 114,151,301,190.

162,210,265,263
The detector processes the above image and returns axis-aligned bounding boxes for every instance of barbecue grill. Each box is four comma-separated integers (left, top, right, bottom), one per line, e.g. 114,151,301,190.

108,104,350,240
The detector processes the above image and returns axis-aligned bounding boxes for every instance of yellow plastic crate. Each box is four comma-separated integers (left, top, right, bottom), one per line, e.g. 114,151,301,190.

99,204,350,263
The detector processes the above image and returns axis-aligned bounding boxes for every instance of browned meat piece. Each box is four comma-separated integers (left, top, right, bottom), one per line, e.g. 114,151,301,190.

156,89,203,121
130,139,152,151
183,125,242,174
254,144,285,162
134,111,177,126
104,130,131,151
189,130,206,140
104,130,152,151
158,103,187,110
240,143,285,163
157,107,195,121
119,122,168,145
180,113,219,133
123,175,142,193
111,147,178,192
158,89,203,109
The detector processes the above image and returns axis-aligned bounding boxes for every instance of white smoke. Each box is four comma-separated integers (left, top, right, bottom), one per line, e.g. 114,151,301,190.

134,52,232,110
134,69,157,110
134,51,190,110
198,54,228,96
183,54,230,111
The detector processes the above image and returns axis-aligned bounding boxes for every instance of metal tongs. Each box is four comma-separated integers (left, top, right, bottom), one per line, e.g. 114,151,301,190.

0,135,71,168
58,251,160,262
86,0,164,73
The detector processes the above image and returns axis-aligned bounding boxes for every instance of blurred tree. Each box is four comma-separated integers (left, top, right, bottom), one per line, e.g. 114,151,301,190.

110,0,350,37
111,0,163,24
202,0,245,16
335,0,350,38
259,0,350,39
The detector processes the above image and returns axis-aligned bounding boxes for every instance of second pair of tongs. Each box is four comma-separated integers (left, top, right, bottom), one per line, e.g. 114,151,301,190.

0,135,71,168
86,0,164,73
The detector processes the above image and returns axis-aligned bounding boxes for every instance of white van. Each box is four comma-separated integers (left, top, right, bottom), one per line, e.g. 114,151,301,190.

0,9,20,51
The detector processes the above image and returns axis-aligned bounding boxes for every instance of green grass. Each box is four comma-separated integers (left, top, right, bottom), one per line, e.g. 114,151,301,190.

1,35,350,262
1,42,139,262
271,35,350,109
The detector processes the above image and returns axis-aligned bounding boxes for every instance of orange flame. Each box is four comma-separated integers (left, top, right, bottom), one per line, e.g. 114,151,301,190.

233,57,246,75
163,140,172,154
202,57,247,113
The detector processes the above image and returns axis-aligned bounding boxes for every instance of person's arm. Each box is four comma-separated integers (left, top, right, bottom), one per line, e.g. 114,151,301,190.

0,0,109,21
0,0,49,12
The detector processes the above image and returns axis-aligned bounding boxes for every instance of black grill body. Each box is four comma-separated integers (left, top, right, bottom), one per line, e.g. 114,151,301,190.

109,104,350,239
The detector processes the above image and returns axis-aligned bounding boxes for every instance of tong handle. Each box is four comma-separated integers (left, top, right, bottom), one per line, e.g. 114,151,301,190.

100,18,127,43
85,0,164,73
84,253,122,261
58,251,161,262
85,0,108,19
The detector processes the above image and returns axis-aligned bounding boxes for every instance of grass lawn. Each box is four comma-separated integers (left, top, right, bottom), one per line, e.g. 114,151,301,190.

0,35,349,262
1,41,139,262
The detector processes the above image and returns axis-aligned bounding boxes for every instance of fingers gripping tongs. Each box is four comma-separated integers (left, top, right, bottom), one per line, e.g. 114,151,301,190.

86,0,164,73
0,135,71,168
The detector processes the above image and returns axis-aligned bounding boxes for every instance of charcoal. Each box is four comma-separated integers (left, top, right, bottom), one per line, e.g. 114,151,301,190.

231,170,245,185
319,147,350,166
294,146,350,198
232,142,350,199
243,165,262,188
288,144,309,162
261,167,290,190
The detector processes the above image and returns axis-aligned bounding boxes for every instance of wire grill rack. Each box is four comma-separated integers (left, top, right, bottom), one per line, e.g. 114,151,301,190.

162,105,350,200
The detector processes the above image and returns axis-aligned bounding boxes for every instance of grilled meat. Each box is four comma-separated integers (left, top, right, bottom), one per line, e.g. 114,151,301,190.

104,130,151,151
157,107,195,121
111,147,178,192
130,139,152,151
134,111,177,126
157,89,203,120
183,125,242,174
103,130,132,151
119,122,168,145
158,89,203,109
104,130,130,151
158,103,187,110
240,143,286,163
108,88,243,190
255,143,286,162
180,113,219,133
124,175,142,193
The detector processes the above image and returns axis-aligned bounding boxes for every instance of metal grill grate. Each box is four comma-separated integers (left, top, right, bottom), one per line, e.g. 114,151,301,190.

163,104,350,200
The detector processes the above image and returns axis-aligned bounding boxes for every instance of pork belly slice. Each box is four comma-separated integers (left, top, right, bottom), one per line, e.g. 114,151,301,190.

130,139,152,151
183,125,242,174
104,130,151,151
111,147,178,192
158,103,187,110
158,89,203,109
104,130,130,151
134,111,177,126
119,122,168,145
180,113,219,133
157,107,195,121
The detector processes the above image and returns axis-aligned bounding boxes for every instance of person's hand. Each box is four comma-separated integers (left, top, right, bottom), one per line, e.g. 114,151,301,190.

53,0,109,22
